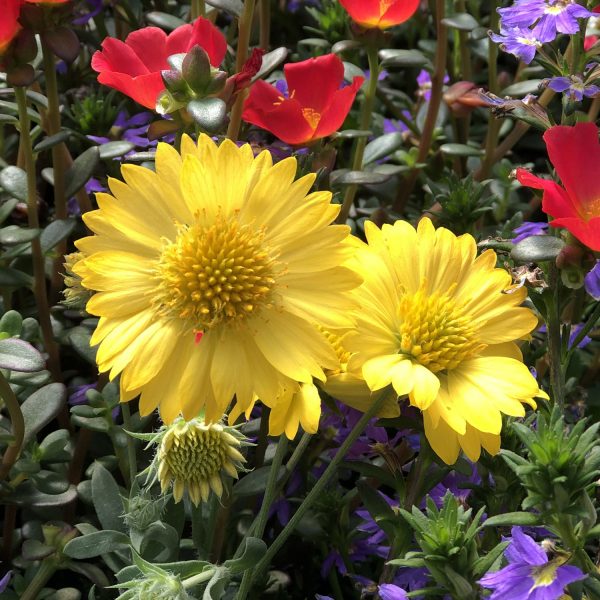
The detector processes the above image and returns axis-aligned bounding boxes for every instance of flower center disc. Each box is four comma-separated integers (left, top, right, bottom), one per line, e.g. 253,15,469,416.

155,215,277,330
398,284,484,372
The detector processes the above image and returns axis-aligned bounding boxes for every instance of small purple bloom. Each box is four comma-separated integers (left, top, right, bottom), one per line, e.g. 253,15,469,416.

0,570,12,593
479,526,586,599
513,221,549,243
546,74,600,101
585,260,600,300
69,383,121,420
429,463,481,507
378,584,408,600
417,69,450,102
490,26,543,64
73,0,103,25
538,324,591,349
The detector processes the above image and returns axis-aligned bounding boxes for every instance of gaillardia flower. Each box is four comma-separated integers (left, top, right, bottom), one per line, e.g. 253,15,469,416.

517,122,600,251
242,54,364,146
154,417,249,506
339,0,420,30
345,218,547,464
91,17,227,110
75,135,360,423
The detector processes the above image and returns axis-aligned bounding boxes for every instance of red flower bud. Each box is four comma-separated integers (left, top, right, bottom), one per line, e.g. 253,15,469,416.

339,0,420,30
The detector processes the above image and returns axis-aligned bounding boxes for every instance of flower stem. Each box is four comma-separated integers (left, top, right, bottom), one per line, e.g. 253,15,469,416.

121,402,137,484
14,86,62,382
227,0,256,142
0,371,24,482
183,567,216,589
20,558,58,600
546,264,565,408
393,0,448,213
259,0,270,50
337,44,379,224
565,301,600,365
191,0,205,19
237,387,393,598
41,42,69,300
237,435,288,599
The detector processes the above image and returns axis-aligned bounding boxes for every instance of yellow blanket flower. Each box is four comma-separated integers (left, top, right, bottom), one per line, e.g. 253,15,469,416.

346,217,547,464
75,135,360,424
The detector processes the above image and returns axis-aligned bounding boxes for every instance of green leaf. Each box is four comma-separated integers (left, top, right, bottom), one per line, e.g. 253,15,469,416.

40,219,76,254
65,147,100,198
22,539,55,560
203,566,231,600
363,132,404,164
98,141,136,160
186,98,227,133
331,129,373,139
9,481,77,506
0,225,40,245
472,541,510,577
145,11,186,30
501,80,543,97
0,310,22,336
63,530,131,559
67,327,97,364
440,143,484,157
139,521,180,562
511,235,565,263
442,13,479,31
330,170,392,185
91,462,126,533
483,512,541,527
379,49,430,68
31,470,70,495
0,198,19,224
34,130,71,153
0,166,28,201
22,383,66,444
232,465,285,497
252,47,288,82
0,267,33,288
0,338,44,372
206,0,243,16
224,537,267,574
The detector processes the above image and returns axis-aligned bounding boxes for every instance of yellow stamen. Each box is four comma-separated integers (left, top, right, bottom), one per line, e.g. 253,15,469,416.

301,107,321,130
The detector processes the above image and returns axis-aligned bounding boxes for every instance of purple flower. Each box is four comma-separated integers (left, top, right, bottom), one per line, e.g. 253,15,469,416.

538,324,591,349
417,69,450,101
429,463,481,507
513,221,549,243
490,26,543,63
69,383,121,420
546,74,600,101
88,110,156,150
479,527,585,599
585,260,600,300
0,570,12,593
73,0,103,25
499,0,594,42
379,584,408,600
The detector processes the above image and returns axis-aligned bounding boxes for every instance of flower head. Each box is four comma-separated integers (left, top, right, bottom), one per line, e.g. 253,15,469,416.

345,218,547,464
75,135,359,423
516,122,600,251
154,417,249,505
545,74,600,101
339,0,420,30
91,18,227,110
242,54,364,145
479,527,585,599
490,25,543,64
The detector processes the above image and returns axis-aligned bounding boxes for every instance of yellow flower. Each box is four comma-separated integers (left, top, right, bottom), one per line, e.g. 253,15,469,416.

346,218,547,464
155,417,248,506
75,135,360,423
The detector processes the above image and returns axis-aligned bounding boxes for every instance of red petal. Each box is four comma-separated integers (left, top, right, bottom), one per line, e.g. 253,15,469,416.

516,168,579,220
284,54,344,113
313,76,364,140
339,0,383,26
185,16,227,66
0,0,21,54
97,71,164,109
243,82,314,145
550,216,600,251
380,0,420,27
543,122,600,218
124,27,168,72
92,37,149,77
165,23,193,55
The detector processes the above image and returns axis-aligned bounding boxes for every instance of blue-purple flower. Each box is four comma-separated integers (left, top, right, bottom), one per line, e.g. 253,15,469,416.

479,526,585,599
545,74,600,101
417,69,450,101
585,260,600,300
0,569,12,593
378,584,408,600
490,26,543,63
513,221,549,243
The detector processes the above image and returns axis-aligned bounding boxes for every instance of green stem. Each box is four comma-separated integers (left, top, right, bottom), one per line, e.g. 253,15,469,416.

121,402,137,484
565,301,600,364
20,559,59,600
259,0,270,50
337,44,379,224
14,86,61,382
393,0,448,213
183,567,216,588
238,387,393,598
254,406,270,469
0,371,24,481
237,435,288,599
191,0,205,19
546,264,565,408
42,42,68,300
227,0,256,141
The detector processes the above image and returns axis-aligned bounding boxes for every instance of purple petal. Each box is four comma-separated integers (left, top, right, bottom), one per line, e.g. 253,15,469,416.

505,527,548,565
378,583,408,600
585,261,600,300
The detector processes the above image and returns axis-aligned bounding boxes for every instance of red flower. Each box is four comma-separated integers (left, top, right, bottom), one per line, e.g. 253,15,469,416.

24,0,70,3
91,17,227,110
516,122,600,251
242,54,364,146
0,0,22,56
339,0,420,29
